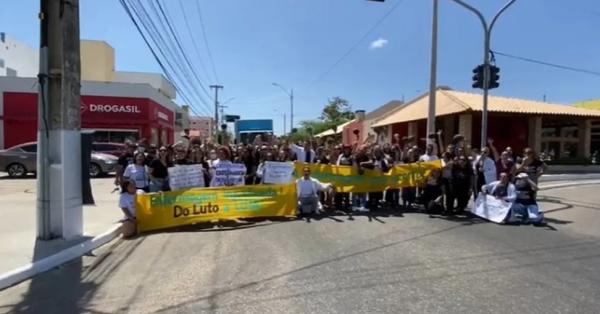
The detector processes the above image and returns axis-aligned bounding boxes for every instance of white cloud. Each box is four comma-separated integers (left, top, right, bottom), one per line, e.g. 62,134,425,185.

369,38,388,50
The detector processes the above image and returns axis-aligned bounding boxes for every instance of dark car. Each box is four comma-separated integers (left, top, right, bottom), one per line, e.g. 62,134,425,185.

92,142,125,157
0,142,118,178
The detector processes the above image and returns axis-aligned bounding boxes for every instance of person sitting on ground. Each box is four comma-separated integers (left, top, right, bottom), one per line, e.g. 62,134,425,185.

119,179,139,238
481,172,516,203
296,166,334,216
421,169,444,214
510,172,544,225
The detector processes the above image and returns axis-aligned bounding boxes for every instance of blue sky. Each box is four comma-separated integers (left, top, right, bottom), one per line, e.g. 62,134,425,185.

2,0,600,135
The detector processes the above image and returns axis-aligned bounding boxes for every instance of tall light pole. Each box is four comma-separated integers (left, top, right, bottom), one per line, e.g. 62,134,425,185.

449,0,517,148
427,0,439,140
272,82,293,134
209,85,223,136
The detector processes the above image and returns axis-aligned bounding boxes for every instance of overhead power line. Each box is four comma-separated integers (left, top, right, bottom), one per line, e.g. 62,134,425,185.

119,0,206,117
194,0,220,84
176,0,213,84
121,0,217,116
492,50,600,77
305,0,406,89
155,0,214,100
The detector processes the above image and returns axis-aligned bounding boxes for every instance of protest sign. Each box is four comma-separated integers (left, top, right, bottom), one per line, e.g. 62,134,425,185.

263,161,294,184
210,162,247,187
472,194,512,223
295,160,442,193
136,183,296,233
168,165,205,191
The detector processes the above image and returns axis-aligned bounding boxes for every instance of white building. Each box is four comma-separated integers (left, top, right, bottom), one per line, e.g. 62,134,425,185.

0,32,38,77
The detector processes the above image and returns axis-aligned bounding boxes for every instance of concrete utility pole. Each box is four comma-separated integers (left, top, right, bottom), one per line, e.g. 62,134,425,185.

427,0,439,140
450,0,516,148
38,0,83,240
210,85,223,136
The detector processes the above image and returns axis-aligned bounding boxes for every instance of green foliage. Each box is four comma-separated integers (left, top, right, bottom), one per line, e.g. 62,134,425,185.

291,97,354,141
321,97,355,123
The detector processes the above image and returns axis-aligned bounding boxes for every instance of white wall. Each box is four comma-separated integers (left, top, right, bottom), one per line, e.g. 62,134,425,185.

113,71,176,100
0,33,38,77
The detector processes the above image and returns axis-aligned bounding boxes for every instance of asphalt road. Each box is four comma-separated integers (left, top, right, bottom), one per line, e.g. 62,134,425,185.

1,184,599,314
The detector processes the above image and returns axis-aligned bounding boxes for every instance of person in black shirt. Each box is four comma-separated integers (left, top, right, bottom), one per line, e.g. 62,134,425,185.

516,148,547,184
116,142,136,187
510,172,544,224
335,145,354,212
450,155,473,214
148,146,172,192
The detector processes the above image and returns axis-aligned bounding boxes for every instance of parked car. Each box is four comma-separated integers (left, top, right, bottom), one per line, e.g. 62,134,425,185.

92,142,125,157
0,142,118,178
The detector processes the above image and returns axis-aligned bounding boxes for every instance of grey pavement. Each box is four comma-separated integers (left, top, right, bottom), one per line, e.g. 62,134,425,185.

0,182,599,313
0,175,122,275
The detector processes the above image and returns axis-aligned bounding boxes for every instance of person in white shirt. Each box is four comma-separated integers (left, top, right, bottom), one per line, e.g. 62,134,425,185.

123,152,149,192
118,180,138,238
419,144,439,162
475,147,497,193
291,141,316,164
481,172,516,203
296,166,334,215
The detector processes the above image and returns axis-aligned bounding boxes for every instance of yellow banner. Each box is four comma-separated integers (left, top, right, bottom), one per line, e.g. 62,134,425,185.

136,183,297,233
295,160,442,193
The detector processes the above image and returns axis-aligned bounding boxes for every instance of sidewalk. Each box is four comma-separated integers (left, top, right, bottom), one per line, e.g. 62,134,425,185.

0,176,122,276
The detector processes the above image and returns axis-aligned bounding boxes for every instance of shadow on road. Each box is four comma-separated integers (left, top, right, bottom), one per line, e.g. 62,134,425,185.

5,237,144,314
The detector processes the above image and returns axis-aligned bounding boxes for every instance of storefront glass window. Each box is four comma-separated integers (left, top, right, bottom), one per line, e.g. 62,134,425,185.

91,131,138,143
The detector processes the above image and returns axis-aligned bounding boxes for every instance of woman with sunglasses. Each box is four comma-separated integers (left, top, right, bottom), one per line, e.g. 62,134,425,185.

148,146,172,192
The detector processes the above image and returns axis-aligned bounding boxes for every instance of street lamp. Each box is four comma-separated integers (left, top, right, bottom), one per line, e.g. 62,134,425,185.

272,82,293,134
218,97,235,125
449,0,517,148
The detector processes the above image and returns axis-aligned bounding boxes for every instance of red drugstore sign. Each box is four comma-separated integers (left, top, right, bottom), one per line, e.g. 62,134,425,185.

88,104,142,113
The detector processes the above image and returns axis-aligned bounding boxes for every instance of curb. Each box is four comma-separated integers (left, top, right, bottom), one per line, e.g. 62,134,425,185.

539,180,600,191
0,224,121,291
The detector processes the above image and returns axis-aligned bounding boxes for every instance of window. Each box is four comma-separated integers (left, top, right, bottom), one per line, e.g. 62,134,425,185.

21,144,37,153
0,58,4,68
6,67,17,77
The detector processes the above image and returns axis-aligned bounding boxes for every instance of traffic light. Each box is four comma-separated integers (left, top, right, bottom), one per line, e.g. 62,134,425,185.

489,65,500,89
472,64,484,89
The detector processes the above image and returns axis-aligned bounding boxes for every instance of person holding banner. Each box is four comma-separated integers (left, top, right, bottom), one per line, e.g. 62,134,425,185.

148,146,172,192
482,172,516,202
296,166,334,215
118,179,138,238
335,144,354,212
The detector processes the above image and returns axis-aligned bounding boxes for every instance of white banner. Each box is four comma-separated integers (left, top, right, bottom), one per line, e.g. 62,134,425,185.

263,161,294,184
472,194,512,223
210,162,247,187
168,165,205,191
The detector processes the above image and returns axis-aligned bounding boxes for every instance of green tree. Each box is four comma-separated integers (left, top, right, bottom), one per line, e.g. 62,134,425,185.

321,97,355,123
290,97,355,143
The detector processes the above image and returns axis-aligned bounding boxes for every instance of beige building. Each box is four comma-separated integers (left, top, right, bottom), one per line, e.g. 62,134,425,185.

373,88,600,160
189,116,215,141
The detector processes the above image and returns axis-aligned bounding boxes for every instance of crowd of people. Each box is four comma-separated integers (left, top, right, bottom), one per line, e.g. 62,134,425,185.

116,131,549,236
